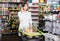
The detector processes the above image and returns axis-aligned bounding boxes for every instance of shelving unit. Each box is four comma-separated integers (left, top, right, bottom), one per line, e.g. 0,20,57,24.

28,3,39,27
0,0,22,34
0,0,59,37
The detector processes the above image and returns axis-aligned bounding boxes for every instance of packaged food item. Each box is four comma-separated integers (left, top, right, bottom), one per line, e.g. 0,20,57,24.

39,0,44,3
25,27,33,33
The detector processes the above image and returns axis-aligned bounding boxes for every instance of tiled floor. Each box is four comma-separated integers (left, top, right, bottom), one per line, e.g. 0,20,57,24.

0,34,45,41
1,34,21,41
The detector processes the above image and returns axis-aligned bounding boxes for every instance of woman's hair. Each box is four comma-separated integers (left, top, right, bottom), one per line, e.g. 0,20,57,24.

21,0,28,7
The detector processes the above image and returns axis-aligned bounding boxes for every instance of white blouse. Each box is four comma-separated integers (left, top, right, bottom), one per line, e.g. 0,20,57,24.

18,11,32,30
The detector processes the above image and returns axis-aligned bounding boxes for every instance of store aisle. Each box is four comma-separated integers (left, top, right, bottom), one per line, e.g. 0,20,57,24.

0,34,45,41
1,34,22,41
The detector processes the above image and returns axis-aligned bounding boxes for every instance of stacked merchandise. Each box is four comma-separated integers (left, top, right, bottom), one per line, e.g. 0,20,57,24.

0,0,20,2
0,18,2,40
52,12,60,35
39,0,60,33
44,14,58,32
53,21,60,35
44,12,60,35
29,0,60,34
45,19,52,32
28,0,39,27
7,0,20,34
0,4,2,16
2,3,9,15
44,13,60,41
38,0,49,31
0,0,21,34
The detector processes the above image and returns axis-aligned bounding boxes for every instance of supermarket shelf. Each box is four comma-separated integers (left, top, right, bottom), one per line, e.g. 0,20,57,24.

0,16,3,18
50,11,60,14
32,15,38,17
0,8,8,10
32,13,38,15
0,2,8,4
32,13,38,17
29,6,39,8
9,9,20,11
29,10,39,12
44,19,60,23
32,3,39,4
32,17,39,19
39,3,47,5
44,33,60,41
0,2,21,4
9,2,21,4
32,19,38,21
8,6,21,8
52,10,60,12
8,7,21,10
39,11,47,12
0,1,21,34
0,15,7,17
32,21,38,23
29,2,39,27
39,10,60,13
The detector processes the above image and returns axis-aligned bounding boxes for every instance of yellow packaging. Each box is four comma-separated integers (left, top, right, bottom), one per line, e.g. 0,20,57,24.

0,0,1,2
39,0,44,3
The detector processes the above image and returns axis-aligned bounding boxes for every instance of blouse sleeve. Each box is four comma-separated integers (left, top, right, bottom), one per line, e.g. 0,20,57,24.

29,12,32,26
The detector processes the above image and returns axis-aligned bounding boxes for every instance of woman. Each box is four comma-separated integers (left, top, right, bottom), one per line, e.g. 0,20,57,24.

18,0,32,32
18,1,32,41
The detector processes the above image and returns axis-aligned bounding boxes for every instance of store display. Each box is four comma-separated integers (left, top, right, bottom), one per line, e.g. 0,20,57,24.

0,11,2,15
44,12,60,35
39,5,46,12
0,0,21,2
6,13,19,34
45,21,52,32
0,0,60,41
44,0,47,3
58,12,60,19
39,0,44,3
56,5,60,11
29,0,32,3
0,4,2,7
28,3,39,27
0,18,2,34
32,0,39,3
17,0,20,2
47,0,51,4
28,3,32,7
0,0,21,34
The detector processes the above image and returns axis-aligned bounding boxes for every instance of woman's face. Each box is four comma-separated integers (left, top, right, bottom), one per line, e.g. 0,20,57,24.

23,4,28,11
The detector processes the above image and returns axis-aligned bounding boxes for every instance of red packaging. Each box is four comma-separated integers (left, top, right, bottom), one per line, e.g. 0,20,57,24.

58,12,60,19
